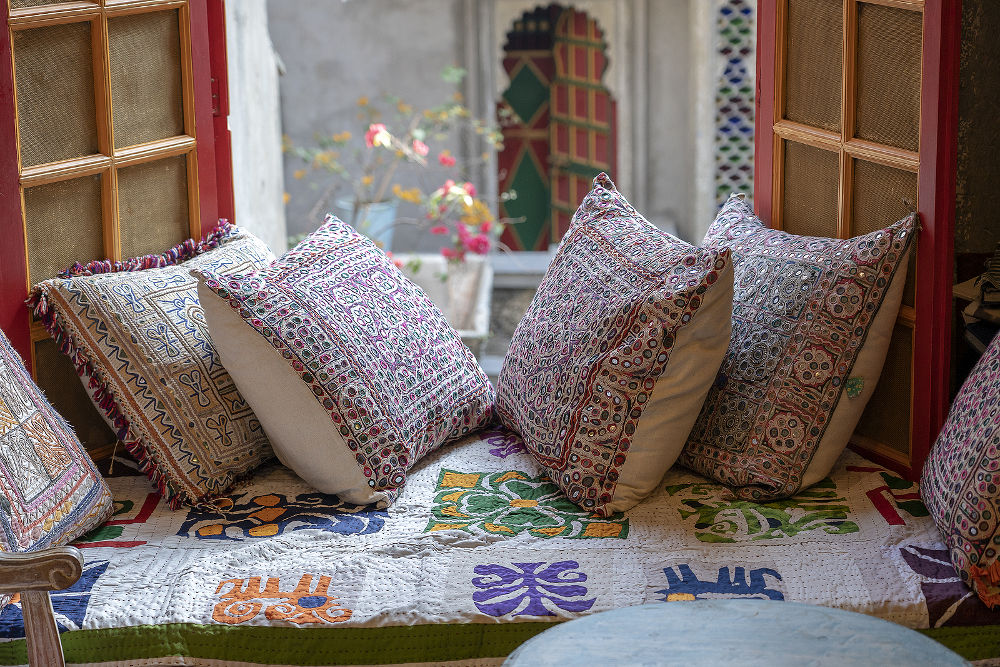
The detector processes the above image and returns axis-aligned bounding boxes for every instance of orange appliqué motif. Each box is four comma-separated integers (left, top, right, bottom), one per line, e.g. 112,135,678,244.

213,574,353,625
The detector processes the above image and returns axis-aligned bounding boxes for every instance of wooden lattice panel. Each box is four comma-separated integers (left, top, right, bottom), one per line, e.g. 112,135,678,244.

4,0,204,457
766,0,939,478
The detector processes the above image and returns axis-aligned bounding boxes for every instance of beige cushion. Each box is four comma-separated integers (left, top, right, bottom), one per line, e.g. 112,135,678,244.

680,194,915,500
496,174,734,516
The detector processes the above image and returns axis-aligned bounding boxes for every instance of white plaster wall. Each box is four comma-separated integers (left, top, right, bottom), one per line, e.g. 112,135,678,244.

267,0,467,251
646,0,694,239
226,0,288,254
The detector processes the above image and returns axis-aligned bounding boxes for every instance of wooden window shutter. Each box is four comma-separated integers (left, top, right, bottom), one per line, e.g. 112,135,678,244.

755,0,961,479
0,0,234,458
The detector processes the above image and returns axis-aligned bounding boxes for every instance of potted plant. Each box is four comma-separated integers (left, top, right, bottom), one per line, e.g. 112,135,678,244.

285,67,516,354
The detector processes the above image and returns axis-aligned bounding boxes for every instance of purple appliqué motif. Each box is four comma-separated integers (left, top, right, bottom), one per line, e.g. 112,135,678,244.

472,561,596,617
483,428,526,459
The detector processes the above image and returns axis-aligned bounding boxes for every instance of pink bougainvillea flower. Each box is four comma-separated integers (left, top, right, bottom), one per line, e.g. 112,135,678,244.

365,123,390,148
443,179,456,191
463,182,477,197
441,246,463,260
412,139,429,157
430,225,450,235
438,151,456,167
464,233,491,255
457,223,472,241
479,219,493,233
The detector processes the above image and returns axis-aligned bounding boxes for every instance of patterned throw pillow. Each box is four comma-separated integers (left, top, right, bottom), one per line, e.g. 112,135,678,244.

0,327,113,553
680,194,915,501
27,224,275,508
921,331,1000,608
496,174,735,516
193,215,494,507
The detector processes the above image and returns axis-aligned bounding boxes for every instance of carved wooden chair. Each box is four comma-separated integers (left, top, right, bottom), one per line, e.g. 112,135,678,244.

0,547,83,667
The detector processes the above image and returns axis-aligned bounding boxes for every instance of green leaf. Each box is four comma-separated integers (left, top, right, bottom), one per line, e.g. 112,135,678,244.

441,65,467,85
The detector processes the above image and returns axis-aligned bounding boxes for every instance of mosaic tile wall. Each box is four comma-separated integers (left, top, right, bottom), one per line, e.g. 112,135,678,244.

714,0,756,208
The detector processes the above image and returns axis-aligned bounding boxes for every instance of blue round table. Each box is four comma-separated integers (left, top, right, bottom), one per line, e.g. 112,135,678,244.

504,600,968,666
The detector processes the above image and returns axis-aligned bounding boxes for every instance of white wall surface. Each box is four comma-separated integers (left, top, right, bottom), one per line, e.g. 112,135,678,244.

226,0,288,255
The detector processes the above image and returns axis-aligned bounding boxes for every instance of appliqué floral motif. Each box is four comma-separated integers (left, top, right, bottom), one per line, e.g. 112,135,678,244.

178,490,386,540
0,560,109,638
899,545,1000,627
472,561,596,617
663,477,858,542
847,466,928,526
655,564,784,601
213,574,353,625
483,427,527,459
426,470,628,539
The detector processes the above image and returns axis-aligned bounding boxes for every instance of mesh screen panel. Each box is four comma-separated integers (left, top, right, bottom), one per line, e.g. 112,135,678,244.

853,323,913,456
13,22,98,167
851,160,917,235
118,156,190,258
784,0,842,132
33,338,116,453
24,175,105,284
109,9,185,148
851,159,918,306
10,0,82,8
855,4,922,151
781,141,840,237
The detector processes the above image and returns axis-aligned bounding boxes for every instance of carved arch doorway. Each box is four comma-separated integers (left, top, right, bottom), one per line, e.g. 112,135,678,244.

497,5,616,252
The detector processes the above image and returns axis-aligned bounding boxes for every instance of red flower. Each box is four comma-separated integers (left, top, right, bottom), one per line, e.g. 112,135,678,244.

365,123,389,148
412,139,429,156
464,233,491,255
479,220,492,233
438,151,456,167
441,246,463,260
430,225,449,235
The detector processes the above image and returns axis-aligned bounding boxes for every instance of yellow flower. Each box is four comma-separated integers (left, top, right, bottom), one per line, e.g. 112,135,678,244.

293,169,306,180
395,150,405,158
282,192,290,204
452,92,464,102
357,96,369,106
361,175,374,186
397,101,413,115
332,131,351,143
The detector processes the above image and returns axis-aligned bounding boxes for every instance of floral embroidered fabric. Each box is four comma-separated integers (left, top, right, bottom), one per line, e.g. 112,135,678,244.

196,215,494,506
497,173,734,516
27,225,275,508
922,330,1000,608
0,326,113,554
680,195,915,501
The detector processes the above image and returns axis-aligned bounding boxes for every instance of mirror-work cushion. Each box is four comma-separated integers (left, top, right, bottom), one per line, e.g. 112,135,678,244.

0,326,113,552
27,225,275,508
194,215,494,507
922,330,1000,609
496,173,735,516
680,194,915,501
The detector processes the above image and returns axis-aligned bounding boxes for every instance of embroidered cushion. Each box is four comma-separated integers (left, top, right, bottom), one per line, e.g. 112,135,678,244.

495,173,735,516
921,330,1000,608
193,215,495,507
27,225,275,508
680,194,915,501
0,326,113,554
